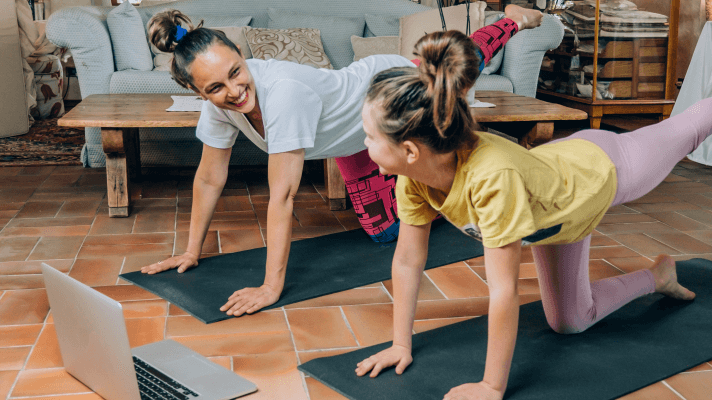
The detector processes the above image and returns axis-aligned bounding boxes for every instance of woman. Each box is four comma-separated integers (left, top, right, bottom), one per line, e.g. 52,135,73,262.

140,6,544,318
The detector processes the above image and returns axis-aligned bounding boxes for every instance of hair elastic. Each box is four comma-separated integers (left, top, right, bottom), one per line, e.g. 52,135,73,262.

175,25,188,41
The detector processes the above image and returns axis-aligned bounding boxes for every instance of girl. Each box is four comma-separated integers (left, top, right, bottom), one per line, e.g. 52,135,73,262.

355,30,699,400
140,6,544,318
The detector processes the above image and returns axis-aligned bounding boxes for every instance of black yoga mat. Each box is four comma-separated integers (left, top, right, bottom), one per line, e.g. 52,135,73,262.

299,258,712,400
120,219,484,323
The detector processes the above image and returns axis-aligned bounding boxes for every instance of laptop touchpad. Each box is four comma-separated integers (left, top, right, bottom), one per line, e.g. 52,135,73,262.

163,356,217,379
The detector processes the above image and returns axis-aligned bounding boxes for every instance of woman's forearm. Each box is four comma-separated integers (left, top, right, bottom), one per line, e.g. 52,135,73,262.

263,195,294,293
482,289,520,393
186,175,224,257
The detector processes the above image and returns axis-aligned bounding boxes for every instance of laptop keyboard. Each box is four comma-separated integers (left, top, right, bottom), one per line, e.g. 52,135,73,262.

133,356,200,400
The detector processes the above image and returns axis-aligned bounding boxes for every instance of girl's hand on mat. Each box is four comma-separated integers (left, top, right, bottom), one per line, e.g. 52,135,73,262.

140,253,199,274
443,382,503,400
220,285,280,317
355,345,412,378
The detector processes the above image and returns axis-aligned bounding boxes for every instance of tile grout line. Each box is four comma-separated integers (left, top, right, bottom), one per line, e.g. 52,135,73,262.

8,310,54,400
424,271,450,300
280,307,312,400
379,282,394,303
338,306,361,348
661,380,688,400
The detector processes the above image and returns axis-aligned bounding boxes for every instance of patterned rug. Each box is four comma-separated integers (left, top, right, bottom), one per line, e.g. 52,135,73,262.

0,101,84,167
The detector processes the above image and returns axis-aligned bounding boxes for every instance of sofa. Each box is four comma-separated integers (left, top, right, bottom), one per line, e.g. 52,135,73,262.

46,0,564,168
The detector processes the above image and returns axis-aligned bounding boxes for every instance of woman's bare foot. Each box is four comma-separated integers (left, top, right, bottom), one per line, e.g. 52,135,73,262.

649,255,696,300
505,4,544,31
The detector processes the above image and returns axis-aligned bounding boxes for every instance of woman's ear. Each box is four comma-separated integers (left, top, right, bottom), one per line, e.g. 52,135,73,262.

402,140,420,165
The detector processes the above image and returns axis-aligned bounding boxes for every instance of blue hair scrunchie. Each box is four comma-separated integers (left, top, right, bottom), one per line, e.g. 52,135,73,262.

175,25,188,41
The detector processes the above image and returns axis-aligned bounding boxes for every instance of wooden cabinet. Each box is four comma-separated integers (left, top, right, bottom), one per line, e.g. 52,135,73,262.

537,0,679,129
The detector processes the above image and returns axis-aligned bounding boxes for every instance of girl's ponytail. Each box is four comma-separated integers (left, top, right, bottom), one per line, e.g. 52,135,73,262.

367,30,480,154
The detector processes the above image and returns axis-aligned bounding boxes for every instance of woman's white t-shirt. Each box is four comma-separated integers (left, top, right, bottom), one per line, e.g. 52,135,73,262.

195,54,415,160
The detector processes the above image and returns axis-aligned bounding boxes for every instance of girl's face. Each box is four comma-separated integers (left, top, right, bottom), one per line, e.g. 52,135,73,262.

362,101,407,176
190,43,257,113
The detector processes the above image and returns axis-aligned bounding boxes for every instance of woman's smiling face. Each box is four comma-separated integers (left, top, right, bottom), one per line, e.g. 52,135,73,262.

189,42,257,113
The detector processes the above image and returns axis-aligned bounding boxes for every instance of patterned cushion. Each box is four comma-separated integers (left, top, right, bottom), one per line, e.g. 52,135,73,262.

150,16,253,71
244,27,333,69
266,8,365,69
351,36,399,62
107,1,153,71
31,65,65,120
30,54,63,75
365,14,399,37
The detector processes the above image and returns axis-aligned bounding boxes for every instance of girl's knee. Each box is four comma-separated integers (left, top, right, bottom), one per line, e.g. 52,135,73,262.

546,317,588,335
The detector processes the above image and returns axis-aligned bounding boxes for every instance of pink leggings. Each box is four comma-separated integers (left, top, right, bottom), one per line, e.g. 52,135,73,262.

533,98,712,334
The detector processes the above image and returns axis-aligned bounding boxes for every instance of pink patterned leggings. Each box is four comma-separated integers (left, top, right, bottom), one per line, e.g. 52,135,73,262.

336,19,520,243
533,98,712,334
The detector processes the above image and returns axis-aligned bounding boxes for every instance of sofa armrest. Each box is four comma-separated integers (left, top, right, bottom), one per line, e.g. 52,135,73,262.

46,6,115,98
500,14,564,97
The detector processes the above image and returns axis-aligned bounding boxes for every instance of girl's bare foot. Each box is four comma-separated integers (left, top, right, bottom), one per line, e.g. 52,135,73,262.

505,4,544,31
649,255,696,300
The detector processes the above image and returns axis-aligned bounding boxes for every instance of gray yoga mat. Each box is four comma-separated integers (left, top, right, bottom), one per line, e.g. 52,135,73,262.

299,258,712,400
120,219,484,323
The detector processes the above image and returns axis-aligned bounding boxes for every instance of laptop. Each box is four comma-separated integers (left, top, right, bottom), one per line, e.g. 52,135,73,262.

41,263,257,400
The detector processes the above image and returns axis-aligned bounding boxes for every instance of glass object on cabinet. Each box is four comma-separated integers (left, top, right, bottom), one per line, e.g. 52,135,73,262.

539,0,674,101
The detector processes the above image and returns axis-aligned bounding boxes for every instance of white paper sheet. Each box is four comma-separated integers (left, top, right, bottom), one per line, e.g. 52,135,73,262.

166,95,204,112
470,100,496,108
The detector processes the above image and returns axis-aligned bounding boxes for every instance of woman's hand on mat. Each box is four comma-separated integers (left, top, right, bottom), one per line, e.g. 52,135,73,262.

443,382,503,400
220,284,280,316
355,345,412,378
140,253,199,274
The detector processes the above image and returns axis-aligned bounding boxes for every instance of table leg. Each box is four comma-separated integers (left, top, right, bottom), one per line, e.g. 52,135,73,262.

519,122,554,149
102,128,140,217
324,158,346,211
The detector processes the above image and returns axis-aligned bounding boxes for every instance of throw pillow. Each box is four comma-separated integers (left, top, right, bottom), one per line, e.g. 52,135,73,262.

399,2,487,60
351,36,399,62
244,27,333,70
107,1,153,71
364,14,400,37
150,16,253,71
266,8,365,70
480,12,505,75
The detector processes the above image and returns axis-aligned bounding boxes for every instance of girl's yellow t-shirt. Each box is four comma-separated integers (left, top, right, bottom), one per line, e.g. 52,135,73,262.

396,132,618,248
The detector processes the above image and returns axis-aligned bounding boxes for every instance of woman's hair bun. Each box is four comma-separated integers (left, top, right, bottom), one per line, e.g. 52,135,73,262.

147,10,197,53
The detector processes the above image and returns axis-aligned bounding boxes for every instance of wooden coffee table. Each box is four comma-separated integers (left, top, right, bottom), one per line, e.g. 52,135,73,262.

58,92,587,217
57,93,349,217
473,91,589,148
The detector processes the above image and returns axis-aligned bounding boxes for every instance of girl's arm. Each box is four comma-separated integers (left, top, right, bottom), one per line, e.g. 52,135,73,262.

141,144,231,274
356,221,432,377
220,149,306,317
480,239,522,395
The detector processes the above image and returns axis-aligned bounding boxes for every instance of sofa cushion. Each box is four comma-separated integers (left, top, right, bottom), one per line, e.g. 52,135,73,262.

398,2,486,60
365,14,399,37
481,12,505,76
244,27,333,70
149,16,253,71
266,8,365,69
473,73,513,93
107,1,153,71
110,70,192,94
351,36,399,62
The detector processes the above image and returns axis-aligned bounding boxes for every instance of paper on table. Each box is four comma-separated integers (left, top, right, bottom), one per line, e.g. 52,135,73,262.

471,100,496,108
166,95,205,112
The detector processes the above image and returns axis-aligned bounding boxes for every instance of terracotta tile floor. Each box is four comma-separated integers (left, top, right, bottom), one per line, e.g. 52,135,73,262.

2,117,712,399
